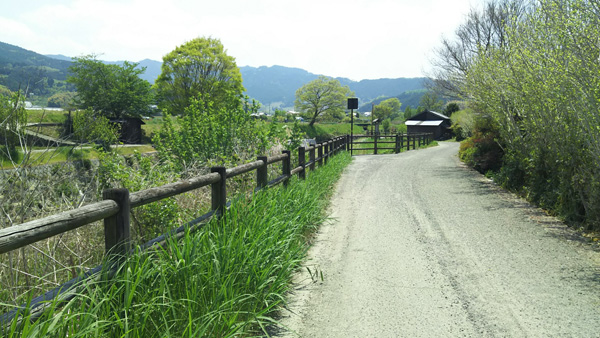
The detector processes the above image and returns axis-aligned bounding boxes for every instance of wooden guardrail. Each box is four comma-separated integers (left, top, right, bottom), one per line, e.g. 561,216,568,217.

349,133,434,155
0,136,349,326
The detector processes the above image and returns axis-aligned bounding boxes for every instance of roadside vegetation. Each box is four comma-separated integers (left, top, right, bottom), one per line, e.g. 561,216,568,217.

5,152,352,337
431,0,600,231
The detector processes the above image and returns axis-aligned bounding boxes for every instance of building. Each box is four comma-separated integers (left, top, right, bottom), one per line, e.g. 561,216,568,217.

109,117,145,144
405,110,451,140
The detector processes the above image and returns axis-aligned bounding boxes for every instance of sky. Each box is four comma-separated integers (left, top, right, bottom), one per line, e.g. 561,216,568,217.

0,0,480,81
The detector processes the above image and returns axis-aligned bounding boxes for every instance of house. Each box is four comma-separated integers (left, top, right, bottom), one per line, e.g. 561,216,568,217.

405,110,451,140
109,117,145,144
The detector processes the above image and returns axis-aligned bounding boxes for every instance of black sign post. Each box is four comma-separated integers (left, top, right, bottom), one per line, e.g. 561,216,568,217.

348,98,358,156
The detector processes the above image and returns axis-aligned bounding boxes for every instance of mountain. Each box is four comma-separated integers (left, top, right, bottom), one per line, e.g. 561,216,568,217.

1,41,427,109
0,41,71,94
240,65,426,110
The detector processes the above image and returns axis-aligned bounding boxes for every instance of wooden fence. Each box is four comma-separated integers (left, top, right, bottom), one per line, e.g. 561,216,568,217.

350,133,434,155
0,136,348,326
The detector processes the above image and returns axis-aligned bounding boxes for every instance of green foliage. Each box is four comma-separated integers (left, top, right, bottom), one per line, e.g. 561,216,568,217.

294,76,354,127
153,92,270,168
464,0,600,228
382,119,391,134
47,92,76,108
403,106,415,119
374,97,401,121
450,108,476,141
68,55,152,118
155,37,244,116
443,102,460,117
0,85,12,97
72,109,119,149
285,120,305,151
97,150,180,241
419,91,444,111
458,117,503,173
11,151,352,337
0,91,27,158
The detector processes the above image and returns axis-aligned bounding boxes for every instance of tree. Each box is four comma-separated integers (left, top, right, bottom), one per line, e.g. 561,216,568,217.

428,0,528,98
68,55,152,118
443,102,460,117
294,76,354,127
374,98,401,121
47,92,77,108
153,91,270,169
419,92,444,111
154,37,244,115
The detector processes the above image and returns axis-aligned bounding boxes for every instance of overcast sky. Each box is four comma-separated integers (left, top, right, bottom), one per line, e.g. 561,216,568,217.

1,0,480,81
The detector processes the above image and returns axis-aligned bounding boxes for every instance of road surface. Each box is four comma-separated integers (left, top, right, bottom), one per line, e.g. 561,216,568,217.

275,142,600,337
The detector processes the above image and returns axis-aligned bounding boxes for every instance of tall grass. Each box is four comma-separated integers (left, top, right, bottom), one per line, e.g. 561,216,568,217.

6,152,352,337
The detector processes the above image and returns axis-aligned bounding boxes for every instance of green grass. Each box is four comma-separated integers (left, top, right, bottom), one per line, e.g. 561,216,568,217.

1,145,156,169
26,110,68,124
297,123,364,141
6,152,352,337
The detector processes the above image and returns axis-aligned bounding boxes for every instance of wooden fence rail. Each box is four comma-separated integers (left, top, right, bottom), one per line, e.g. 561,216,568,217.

0,130,435,326
0,136,348,326
349,133,434,155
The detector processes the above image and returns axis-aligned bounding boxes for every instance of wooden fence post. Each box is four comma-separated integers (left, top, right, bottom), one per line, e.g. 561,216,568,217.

374,134,378,155
324,141,330,164
345,135,349,152
103,188,131,260
395,134,400,153
317,144,323,166
211,166,227,217
282,150,291,187
298,146,306,180
309,145,316,171
257,156,268,190
412,134,416,149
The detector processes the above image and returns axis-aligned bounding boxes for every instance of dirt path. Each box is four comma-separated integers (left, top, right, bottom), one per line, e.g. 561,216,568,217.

275,142,600,337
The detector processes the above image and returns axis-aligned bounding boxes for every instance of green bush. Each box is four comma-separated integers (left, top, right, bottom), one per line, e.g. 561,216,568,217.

458,117,503,173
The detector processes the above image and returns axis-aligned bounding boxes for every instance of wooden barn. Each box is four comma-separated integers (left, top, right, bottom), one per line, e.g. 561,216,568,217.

110,117,145,144
405,110,451,140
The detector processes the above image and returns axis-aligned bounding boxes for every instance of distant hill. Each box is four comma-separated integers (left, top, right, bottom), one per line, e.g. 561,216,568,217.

240,65,426,110
0,41,71,95
1,41,427,109
359,89,429,112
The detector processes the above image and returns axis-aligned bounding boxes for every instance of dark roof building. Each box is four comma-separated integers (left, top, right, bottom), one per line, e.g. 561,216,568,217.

405,110,451,140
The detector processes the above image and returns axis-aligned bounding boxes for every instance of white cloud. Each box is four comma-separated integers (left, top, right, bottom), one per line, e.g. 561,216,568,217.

0,0,477,80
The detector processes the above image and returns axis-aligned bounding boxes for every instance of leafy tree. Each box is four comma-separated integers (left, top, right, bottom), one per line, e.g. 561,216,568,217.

294,76,354,127
403,106,415,119
153,91,270,169
464,0,600,229
68,55,152,118
154,37,244,115
374,98,401,121
0,85,12,97
419,92,444,111
47,92,77,108
443,102,460,117
72,108,119,151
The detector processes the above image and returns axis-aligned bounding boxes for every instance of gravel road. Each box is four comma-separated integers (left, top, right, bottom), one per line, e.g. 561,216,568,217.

275,142,600,337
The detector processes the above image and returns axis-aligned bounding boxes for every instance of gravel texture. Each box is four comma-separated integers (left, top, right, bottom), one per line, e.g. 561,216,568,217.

274,142,600,337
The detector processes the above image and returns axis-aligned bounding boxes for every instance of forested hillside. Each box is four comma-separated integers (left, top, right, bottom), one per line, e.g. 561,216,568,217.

1,41,427,109
0,41,72,96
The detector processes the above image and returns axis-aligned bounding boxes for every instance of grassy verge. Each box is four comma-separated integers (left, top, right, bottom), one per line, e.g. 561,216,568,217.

1,145,156,169
7,152,352,337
